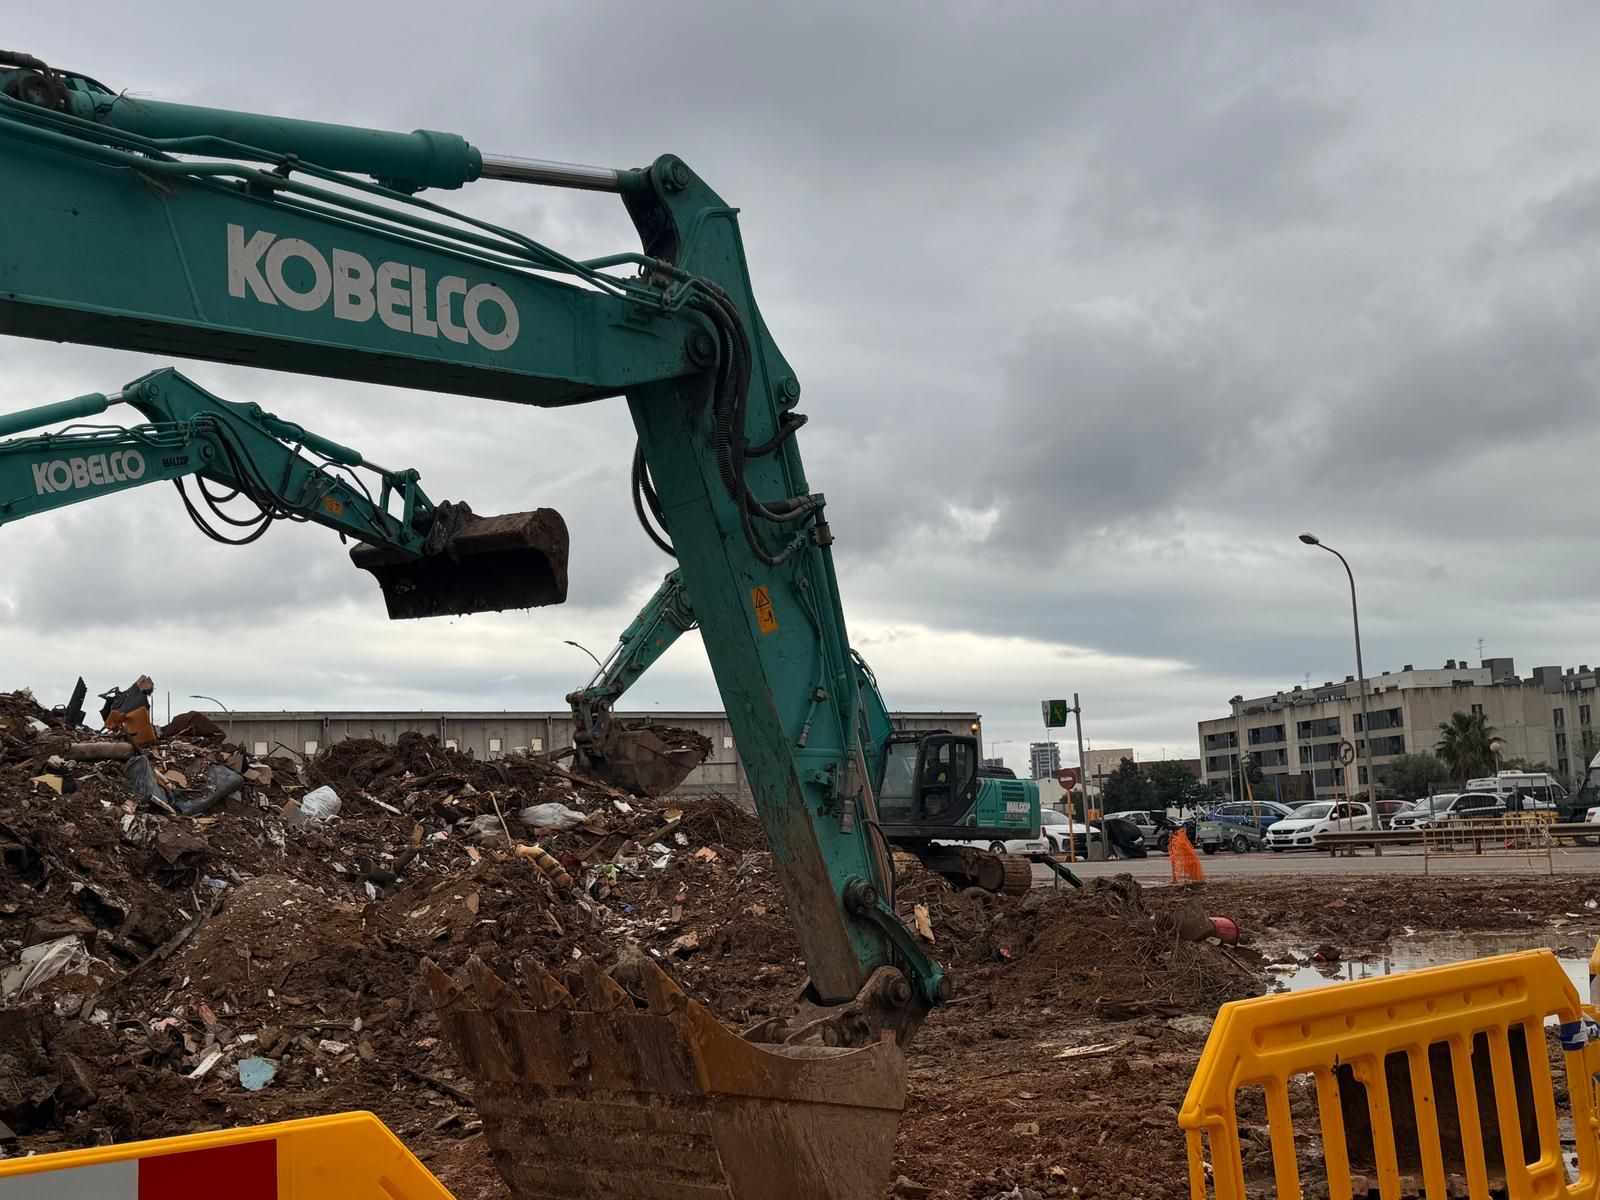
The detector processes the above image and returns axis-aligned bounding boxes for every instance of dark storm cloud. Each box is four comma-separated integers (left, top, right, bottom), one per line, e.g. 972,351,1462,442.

7,3,1600,765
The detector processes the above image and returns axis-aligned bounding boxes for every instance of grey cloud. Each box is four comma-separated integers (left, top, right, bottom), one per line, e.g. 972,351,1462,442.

1524,175,1600,249
1072,84,1350,240
979,301,1288,542
12,3,1600,764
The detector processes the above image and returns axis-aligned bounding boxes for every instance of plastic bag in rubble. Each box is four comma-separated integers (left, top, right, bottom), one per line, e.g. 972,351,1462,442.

288,785,342,825
118,812,164,849
465,813,509,843
175,763,245,817
518,802,587,831
123,754,171,807
1,936,94,1004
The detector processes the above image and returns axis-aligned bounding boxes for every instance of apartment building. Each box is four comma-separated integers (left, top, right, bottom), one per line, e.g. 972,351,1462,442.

1197,658,1600,799
1029,740,1062,780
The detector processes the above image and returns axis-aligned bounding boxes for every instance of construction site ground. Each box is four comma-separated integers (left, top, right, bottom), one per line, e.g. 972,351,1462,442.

3,690,1597,1200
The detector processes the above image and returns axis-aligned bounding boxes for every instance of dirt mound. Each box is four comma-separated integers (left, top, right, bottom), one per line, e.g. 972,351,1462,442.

0,686,789,1196
986,877,1262,1018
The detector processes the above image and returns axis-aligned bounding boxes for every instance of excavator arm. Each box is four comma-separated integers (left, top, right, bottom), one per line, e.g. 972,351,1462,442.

0,367,567,616
0,49,941,1199
564,568,710,796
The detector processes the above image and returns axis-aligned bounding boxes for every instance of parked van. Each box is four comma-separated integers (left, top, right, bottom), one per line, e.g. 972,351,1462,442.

1464,771,1566,810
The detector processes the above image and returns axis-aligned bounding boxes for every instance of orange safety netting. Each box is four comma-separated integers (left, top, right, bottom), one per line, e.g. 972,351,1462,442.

1168,828,1205,884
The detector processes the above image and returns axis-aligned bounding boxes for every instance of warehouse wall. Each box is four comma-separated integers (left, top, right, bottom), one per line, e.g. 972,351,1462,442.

213,709,982,803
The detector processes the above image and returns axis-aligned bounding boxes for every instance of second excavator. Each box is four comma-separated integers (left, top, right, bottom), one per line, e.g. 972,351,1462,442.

564,568,1041,894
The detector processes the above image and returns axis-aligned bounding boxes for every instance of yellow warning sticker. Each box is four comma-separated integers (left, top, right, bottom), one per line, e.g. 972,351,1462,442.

750,585,779,634
322,497,345,516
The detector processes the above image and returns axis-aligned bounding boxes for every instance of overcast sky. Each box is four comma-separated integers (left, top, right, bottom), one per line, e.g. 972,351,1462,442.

6,3,1600,774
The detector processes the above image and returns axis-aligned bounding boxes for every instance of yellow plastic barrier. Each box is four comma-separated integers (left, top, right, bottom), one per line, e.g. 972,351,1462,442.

1179,950,1600,1199
0,1111,455,1199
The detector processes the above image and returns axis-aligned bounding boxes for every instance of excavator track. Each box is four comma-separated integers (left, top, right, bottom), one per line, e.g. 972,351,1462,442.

912,846,1034,895
997,854,1034,895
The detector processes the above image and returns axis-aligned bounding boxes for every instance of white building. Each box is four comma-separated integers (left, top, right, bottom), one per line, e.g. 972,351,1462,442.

1197,658,1599,800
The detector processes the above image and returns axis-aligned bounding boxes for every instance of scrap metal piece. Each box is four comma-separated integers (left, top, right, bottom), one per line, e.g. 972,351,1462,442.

352,505,569,619
428,956,907,1200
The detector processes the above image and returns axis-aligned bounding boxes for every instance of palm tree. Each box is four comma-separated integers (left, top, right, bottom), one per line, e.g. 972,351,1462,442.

1435,711,1497,784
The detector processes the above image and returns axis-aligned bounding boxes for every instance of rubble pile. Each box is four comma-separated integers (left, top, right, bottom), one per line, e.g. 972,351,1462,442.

0,684,1293,1199
0,688,809,1181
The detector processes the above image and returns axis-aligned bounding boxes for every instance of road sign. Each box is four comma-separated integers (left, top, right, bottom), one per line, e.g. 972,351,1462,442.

1337,739,1356,766
1042,699,1070,728
1056,767,1080,790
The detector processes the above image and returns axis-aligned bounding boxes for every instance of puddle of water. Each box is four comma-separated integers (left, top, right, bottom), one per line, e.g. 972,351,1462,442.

1264,930,1593,995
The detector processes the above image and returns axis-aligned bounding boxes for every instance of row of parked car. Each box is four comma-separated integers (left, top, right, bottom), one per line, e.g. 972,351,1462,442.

1194,789,1563,853
945,786,1577,862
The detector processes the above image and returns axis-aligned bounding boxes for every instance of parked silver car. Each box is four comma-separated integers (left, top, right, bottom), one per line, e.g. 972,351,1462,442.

1388,792,1504,830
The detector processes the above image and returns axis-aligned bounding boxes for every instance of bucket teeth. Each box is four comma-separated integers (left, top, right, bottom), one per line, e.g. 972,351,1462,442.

420,957,467,1012
633,956,690,1015
577,957,632,1012
429,954,911,1200
515,955,573,1010
466,956,514,1011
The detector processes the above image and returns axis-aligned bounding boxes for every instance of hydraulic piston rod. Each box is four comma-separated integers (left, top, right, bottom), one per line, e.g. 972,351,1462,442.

479,153,621,191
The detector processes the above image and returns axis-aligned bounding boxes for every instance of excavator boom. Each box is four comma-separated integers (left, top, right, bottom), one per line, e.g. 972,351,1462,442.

0,50,941,1199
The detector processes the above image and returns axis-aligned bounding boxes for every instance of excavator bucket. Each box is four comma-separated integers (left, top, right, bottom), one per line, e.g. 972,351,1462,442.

574,719,712,796
352,506,569,619
426,956,908,1200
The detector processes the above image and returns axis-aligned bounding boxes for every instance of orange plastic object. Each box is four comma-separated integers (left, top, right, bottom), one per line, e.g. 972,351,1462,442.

1168,828,1205,884
0,1111,455,1199
1179,949,1599,1199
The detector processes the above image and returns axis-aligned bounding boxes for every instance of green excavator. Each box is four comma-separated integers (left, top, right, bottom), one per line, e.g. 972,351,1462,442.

0,48,1035,1198
563,568,1039,893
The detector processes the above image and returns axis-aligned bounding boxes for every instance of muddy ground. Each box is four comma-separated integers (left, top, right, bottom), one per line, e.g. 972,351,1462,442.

2,688,1596,1199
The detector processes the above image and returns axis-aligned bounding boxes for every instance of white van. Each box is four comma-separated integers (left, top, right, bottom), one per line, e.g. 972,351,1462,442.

1464,771,1565,810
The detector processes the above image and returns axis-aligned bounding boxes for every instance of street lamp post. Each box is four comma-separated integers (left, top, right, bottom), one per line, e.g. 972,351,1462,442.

562,640,604,671
189,694,230,713
1298,533,1379,813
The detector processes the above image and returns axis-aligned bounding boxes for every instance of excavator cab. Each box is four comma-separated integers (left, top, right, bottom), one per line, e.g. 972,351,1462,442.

876,732,1039,894
875,732,978,826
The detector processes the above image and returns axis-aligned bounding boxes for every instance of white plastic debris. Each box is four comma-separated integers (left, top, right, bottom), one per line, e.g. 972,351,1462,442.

648,842,673,869
518,802,587,831
464,813,508,843
187,1048,225,1080
0,936,94,1005
291,785,342,824
118,812,163,849
318,1039,350,1055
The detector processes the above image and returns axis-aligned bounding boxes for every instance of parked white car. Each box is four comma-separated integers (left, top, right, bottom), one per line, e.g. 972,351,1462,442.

1264,802,1373,851
1040,809,1102,856
1388,792,1503,830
